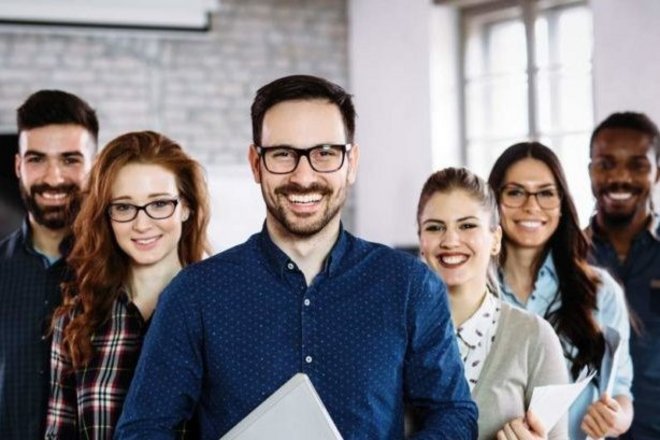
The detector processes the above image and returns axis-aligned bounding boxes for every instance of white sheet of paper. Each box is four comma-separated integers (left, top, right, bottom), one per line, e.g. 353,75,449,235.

528,366,596,432
601,326,622,396
220,373,343,440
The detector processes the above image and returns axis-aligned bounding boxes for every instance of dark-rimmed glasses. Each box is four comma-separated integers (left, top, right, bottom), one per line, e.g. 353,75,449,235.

499,184,562,209
107,198,180,223
254,144,352,174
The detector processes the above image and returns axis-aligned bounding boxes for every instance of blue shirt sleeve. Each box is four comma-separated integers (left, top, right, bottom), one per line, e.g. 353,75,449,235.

404,265,478,439
596,268,633,400
115,269,203,440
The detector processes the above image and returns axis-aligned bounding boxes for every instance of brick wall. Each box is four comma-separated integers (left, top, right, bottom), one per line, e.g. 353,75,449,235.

0,0,354,242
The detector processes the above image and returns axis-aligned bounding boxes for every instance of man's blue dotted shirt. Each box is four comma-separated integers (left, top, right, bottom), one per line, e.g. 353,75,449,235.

116,226,477,439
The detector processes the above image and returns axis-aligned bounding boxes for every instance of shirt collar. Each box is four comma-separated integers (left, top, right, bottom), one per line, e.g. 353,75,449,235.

257,222,349,278
19,219,44,259
539,252,558,281
456,292,499,349
498,252,559,307
20,218,72,266
19,218,31,249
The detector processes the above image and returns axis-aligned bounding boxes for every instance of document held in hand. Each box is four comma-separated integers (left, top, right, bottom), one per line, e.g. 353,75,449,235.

528,366,596,432
220,373,344,440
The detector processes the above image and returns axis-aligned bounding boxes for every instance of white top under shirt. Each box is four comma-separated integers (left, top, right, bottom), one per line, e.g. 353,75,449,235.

455,291,501,391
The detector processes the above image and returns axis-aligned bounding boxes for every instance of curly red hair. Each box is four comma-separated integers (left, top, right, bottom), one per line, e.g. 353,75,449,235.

55,130,211,368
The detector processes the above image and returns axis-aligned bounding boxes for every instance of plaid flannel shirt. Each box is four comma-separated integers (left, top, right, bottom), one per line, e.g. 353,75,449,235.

45,293,148,440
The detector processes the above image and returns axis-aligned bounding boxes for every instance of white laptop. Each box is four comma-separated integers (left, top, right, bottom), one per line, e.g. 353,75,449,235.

220,373,343,440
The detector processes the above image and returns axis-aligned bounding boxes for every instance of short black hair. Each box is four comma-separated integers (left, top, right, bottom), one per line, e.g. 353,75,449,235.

17,89,99,146
250,74,356,145
589,111,660,158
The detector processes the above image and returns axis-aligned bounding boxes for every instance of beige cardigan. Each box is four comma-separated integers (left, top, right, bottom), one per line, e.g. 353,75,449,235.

472,302,569,440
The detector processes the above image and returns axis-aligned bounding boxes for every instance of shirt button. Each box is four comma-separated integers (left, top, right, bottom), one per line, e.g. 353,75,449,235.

287,262,295,270
41,335,47,341
305,356,313,364
39,369,45,375
303,299,311,306
44,300,49,305
531,295,536,300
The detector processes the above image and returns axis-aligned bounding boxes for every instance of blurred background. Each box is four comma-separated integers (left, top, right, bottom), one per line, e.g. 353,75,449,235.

0,0,658,251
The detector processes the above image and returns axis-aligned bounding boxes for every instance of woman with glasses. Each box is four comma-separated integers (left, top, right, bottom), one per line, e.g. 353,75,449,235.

45,131,210,439
417,167,568,439
488,142,633,439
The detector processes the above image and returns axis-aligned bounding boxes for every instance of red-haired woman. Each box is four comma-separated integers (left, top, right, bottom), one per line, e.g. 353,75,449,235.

45,131,210,439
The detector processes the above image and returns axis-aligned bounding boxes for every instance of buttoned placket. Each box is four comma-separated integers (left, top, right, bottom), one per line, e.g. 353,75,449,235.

39,259,66,377
283,260,318,371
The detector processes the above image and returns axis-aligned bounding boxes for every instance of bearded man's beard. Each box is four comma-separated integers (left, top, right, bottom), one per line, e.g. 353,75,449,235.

19,182,82,230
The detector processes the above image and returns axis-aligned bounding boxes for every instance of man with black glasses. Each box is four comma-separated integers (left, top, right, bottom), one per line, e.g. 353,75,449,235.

0,90,97,439
117,75,477,439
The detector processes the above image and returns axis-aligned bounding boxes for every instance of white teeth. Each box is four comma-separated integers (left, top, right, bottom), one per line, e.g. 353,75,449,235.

40,192,66,200
518,220,543,229
440,255,468,265
288,193,322,204
134,237,158,245
607,192,633,201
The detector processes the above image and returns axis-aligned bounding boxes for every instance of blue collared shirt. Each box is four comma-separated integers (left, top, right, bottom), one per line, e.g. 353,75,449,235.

116,226,477,439
589,214,660,439
498,253,633,440
0,221,69,439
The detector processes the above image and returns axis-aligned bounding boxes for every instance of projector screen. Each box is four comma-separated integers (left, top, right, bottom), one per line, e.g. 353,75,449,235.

0,0,216,30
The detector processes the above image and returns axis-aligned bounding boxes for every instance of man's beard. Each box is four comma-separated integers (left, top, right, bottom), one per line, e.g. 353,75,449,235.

19,182,82,230
597,182,644,229
601,210,636,228
266,181,345,238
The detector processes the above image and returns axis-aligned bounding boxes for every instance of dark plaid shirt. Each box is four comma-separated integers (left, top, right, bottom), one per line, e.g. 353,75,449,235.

45,293,149,440
0,221,69,439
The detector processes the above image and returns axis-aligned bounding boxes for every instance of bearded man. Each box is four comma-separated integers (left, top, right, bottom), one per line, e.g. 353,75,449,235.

0,90,97,439
117,75,477,440
587,112,660,440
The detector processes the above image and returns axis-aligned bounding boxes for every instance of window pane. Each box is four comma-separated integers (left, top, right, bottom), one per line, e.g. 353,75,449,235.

467,138,523,180
535,4,593,134
461,1,593,222
557,7,592,69
537,71,593,133
465,75,528,141
465,14,528,146
488,20,527,75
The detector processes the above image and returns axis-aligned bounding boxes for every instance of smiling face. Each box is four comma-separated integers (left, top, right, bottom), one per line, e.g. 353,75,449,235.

15,123,94,230
109,163,189,269
589,128,659,228
419,189,501,294
498,158,561,251
249,99,359,239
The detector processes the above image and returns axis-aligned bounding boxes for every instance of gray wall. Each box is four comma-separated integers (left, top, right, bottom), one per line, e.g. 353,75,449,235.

0,0,350,249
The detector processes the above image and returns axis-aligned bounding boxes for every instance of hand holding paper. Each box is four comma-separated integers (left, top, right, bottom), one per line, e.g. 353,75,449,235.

496,410,546,440
528,366,596,433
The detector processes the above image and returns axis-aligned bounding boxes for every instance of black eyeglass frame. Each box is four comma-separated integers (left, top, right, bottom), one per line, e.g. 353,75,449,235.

107,198,180,223
498,184,563,210
254,143,353,174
